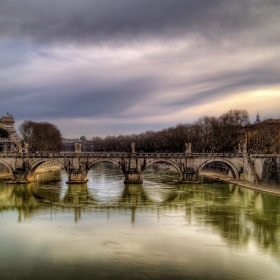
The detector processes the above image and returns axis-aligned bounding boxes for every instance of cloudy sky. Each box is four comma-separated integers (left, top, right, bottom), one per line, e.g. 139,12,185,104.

1,0,280,138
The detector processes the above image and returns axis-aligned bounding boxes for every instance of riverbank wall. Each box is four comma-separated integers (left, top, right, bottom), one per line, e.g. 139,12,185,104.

0,164,62,180
200,171,280,196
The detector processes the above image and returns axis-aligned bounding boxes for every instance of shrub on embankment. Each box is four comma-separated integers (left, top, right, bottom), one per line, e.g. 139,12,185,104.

261,158,280,188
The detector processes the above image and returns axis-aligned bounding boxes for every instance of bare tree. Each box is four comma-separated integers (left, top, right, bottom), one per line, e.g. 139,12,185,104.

218,109,250,152
89,109,250,153
19,121,62,152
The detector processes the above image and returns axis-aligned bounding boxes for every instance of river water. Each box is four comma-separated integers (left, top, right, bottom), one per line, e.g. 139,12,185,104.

1,162,280,280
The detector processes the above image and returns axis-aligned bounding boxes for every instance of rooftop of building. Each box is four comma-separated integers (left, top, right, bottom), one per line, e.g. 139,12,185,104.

0,113,15,134
246,113,280,128
0,113,15,121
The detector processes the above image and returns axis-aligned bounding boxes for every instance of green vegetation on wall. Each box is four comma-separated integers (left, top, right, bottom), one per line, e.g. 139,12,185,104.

0,127,9,138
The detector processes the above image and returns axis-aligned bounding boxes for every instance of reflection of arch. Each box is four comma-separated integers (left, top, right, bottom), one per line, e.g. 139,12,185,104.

143,159,182,179
63,184,97,204
0,185,14,205
142,186,179,204
0,159,13,174
89,191,123,204
198,159,239,179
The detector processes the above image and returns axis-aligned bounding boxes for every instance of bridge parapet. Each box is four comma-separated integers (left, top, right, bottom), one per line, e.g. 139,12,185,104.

134,153,243,158
0,152,131,159
250,154,280,158
0,151,244,159
191,153,243,158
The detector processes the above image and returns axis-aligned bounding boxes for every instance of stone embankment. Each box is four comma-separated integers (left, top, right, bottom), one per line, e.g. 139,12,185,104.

200,171,280,196
33,165,62,174
0,173,11,180
0,165,62,180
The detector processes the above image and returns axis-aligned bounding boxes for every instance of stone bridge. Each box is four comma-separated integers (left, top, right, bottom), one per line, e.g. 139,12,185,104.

1,144,270,184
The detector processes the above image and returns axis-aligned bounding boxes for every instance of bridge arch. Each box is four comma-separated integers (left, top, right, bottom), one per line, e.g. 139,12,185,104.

85,159,124,182
198,159,239,179
143,159,183,181
0,159,13,175
87,158,122,172
29,159,66,180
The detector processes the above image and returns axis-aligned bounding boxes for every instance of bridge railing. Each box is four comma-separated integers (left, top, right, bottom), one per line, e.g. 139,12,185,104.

190,153,243,158
0,152,245,158
136,153,244,158
21,152,130,158
250,154,280,158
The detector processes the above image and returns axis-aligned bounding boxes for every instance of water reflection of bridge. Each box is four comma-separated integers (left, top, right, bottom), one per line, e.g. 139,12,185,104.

1,182,280,234
0,183,180,221
1,181,280,254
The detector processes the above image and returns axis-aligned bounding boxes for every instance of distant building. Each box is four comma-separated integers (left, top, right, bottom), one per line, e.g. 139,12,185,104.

62,138,76,152
244,114,280,154
82,139,96,152
0,113,21,153
62,137,95,152
0,113,15,133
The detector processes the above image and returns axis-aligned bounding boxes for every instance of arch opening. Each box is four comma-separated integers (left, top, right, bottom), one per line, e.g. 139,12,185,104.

0,160,13,180
199,160,239,180
30,161,68,203
143,160,182,183
29,159,65,182
87,159,122,174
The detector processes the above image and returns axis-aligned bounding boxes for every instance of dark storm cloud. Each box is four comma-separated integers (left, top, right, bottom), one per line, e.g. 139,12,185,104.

0,0,279,46
1,75,157,120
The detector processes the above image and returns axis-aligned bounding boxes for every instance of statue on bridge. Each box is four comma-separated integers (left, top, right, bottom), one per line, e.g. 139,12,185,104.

18,143,22,154
74,142,82,153
238,143,241,153
243,142,247,154
185,143,192,153
24,142,29,153
131,142,135,154
242,138,247,154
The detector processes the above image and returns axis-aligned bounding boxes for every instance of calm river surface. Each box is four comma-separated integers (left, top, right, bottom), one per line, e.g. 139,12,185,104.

1,163,280,280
